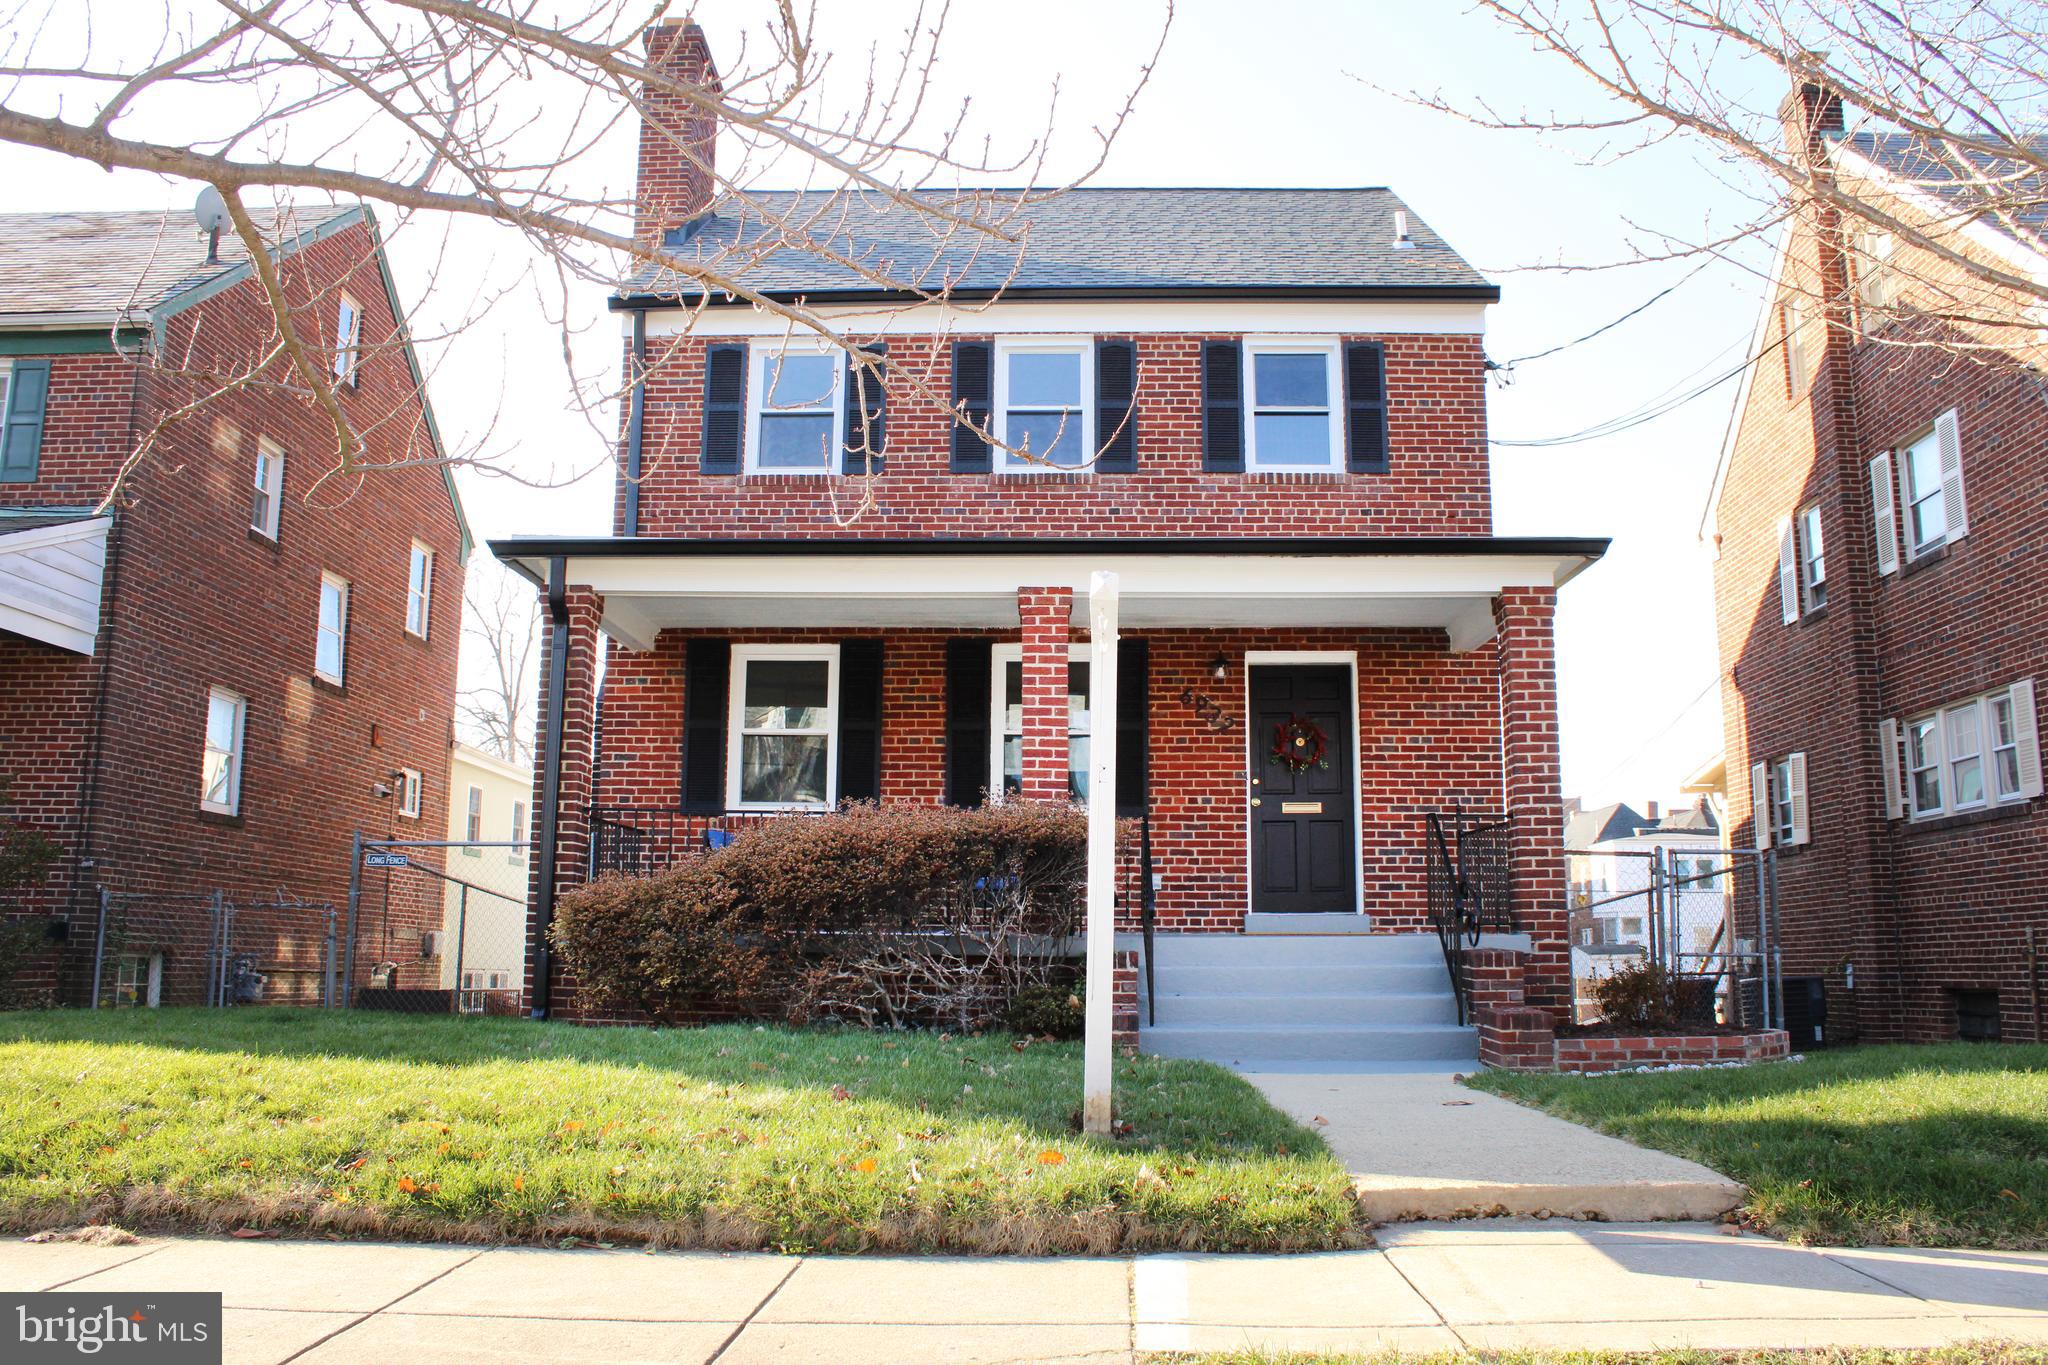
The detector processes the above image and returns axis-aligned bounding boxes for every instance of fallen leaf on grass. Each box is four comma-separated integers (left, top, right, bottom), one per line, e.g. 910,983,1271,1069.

1036,1149,1066,1165
512,1176,525,1192
397,1176,419,1194
853,1158,877,1174
829,1084,851,1102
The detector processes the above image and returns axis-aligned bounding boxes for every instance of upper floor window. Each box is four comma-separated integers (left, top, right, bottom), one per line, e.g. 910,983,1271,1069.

727,644,838,810
201,687,246,815
0,357,51,484
1750,752,1809,848
1245,339,1341,470
250,439,284,540
747,345,841,474
1887,680,2040,820
511,799,528,863
397,767,423,820
405,541,434,639
334,293,362,387
1898,411,1967,560
464,785,483,850
995,339,1092,471
1797,503,1826,612
1854,228,1897,319
1781,297,1811,400
316,572,349,684
990,644,1093,801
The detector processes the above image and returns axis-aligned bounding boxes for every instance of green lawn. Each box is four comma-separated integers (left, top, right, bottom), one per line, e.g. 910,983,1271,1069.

0,1008,1356,1254
1466,1043,2048,1249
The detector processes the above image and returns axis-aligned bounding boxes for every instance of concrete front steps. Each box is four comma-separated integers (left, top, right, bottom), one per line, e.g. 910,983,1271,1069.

1139,931,1478,1067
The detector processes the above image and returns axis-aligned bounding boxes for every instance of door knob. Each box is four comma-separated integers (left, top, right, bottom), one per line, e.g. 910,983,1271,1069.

1250,797,1262,808
1251,778,1261,787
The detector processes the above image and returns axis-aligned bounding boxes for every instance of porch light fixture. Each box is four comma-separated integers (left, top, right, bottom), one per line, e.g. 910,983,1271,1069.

1208,652,1230,682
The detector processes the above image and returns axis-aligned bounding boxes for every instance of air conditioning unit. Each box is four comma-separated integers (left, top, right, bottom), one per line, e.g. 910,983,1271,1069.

419,931,443,959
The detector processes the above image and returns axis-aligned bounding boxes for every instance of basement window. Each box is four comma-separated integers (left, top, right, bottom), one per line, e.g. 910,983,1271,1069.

1954,989,2000,1042
113,954,162,1008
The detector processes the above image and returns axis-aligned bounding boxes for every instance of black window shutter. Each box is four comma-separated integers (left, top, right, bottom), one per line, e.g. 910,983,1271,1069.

1343,340,1389,474
1114,637,1149,817
943,637,993,806
0,357,51,484
1094,339,1137,473
835,639,884,803
950,341,993,473
680,638,732,813
842,341,887,475
1201,340,1244,473
700,343,747,476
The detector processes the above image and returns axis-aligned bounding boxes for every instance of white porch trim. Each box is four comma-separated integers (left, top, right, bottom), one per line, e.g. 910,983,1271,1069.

0,514,111,655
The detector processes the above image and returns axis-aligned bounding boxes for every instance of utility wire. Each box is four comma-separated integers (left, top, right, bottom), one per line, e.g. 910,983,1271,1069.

1493,259,1716,369
1582,674,1721,796
1491,326,1789,449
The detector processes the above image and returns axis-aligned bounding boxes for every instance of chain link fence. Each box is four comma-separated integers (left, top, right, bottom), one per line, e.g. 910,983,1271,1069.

345,836,528,1014
84,889,338,1008
1567,845,1783,1030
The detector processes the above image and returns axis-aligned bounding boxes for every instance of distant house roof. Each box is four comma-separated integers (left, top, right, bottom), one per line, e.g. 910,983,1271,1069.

0,207,357,325
1839,132,2048,246
1565,802,1645,850
1655,802,1720,835
618,187,1497,305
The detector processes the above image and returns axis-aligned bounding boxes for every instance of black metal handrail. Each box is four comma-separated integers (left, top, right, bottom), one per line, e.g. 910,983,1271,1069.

1137,812,1156,1026
588,807,807,879
1425,806,1515,1025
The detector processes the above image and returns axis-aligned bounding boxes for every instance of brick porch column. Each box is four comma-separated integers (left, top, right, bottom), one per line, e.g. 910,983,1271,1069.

526,583,604,1017
1017,587,1074,801
1494,586,1569,1019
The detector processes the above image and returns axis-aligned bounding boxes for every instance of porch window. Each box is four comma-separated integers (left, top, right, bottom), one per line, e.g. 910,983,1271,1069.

748,346,842,473
201,687,246,815
996,339,1091,470
990,644,1092,801
727,645,839,810
1244,339,1340,470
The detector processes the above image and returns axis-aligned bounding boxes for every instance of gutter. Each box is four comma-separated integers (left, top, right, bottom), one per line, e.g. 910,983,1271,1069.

607,283,1504,310
623,310,646,536
527,555,570,1020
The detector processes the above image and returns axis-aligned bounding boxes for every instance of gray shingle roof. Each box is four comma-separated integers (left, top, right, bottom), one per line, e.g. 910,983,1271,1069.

621,188,1495,302
0,207,353,323
1840,133,2048,242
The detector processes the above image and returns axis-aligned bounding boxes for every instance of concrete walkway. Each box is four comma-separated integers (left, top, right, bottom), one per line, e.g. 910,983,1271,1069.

8,1223,2046,1362
1246,1064,1746,1222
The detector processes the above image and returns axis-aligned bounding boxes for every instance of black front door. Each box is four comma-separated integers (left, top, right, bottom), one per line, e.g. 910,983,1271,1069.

1248,664,1356,914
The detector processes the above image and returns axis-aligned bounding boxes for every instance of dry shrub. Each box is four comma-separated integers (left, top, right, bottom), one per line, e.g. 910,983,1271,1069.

1592,958,1686,1032
553,801,1089,1028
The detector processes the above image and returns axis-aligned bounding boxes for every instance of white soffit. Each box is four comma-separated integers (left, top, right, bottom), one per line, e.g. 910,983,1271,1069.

636,296,1488,339
0,516,111,655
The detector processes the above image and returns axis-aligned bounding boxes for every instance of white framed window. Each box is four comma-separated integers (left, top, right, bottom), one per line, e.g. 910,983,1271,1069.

1751,753,1809,848
727,644,838,810
1854,228,1896,318
1244,338,1342,471
113,953,162,1009
1890,681,2041,821
746,344,842,474
510,799,528,863
1782,297,1810,400
397,767,422,820
201,687,246,815
315,572,349,683
1798,503,1826,612
994,337,1092,471
335,292,362,386
1776,516,1798,625
1771,757,1797,842
989,643,1093,802
406,541,434,639
1898,411,1966,559
463,784,483,852
250,439,284,539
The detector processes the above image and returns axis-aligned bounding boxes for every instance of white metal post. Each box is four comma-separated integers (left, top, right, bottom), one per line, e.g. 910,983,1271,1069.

1082,570,1120,1135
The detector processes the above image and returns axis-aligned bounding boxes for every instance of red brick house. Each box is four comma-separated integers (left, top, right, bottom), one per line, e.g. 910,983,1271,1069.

0,207,471,1005
1702,87,2047,1044
495,23,1606,1062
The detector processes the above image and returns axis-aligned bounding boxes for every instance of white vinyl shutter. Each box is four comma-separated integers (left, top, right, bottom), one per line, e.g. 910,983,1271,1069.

1777,519,1798,624
1751,760,1772,849
1935,408,1967,541
1869,452,1898,575
1786,751,1810,845
2013,678,2042,799
1879,718,1904,818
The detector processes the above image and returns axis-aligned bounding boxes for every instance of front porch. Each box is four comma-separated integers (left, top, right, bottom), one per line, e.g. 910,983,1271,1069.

493,535,1597,1039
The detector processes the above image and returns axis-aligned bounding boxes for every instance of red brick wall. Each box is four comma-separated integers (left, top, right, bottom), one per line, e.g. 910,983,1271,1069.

619,331,1492,539
0,219,467,1004
1017,588,1073,801
1713,187,2048,1043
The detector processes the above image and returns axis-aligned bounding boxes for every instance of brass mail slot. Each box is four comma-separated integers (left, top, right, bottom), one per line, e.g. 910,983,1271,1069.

1280,801,1323,815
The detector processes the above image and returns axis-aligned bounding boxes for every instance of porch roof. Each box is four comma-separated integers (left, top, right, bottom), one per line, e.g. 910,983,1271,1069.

488,535,1608,654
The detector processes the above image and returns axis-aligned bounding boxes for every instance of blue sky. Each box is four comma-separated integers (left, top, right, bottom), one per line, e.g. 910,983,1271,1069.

0,0,1787,809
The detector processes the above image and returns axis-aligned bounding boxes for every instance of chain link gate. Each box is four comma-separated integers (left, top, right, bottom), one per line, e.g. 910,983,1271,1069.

1567,845,1784,1031
344,835,528,1013
85,889,338,1008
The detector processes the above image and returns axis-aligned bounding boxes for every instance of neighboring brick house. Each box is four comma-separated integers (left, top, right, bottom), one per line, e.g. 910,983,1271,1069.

0,208,471,1005
1702,86,2048,1044
494,22,1608,1061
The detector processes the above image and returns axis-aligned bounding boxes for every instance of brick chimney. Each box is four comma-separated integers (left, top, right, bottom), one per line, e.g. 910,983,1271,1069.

1779,79,1844,168
1646,800,1660,822
636,21,720,247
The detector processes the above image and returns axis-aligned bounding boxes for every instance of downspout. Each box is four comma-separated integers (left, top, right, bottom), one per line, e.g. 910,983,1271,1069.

622,309,646,536
528,554,570,1020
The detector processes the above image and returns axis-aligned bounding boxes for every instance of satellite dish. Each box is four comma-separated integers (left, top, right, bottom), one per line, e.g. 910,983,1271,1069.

193,186,228,233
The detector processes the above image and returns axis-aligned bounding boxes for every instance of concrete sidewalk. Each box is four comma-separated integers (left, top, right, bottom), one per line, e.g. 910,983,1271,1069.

7,1221,2045,1363
1246,1065,1746,1223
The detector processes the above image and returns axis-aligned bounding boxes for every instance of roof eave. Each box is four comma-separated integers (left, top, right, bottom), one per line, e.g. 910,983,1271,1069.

606,282,1503,311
